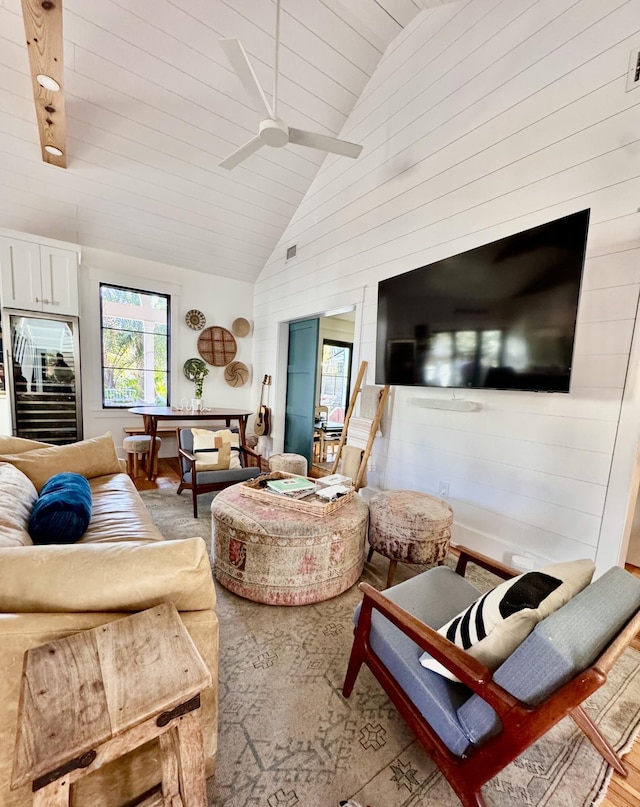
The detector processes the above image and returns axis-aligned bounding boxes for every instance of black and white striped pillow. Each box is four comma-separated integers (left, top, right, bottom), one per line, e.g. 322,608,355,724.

420,558,595,681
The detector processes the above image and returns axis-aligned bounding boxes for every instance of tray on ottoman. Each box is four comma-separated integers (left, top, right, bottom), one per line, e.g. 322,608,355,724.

240,471,354,516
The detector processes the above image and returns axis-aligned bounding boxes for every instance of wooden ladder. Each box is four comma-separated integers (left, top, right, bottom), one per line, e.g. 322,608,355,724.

330,360,390,490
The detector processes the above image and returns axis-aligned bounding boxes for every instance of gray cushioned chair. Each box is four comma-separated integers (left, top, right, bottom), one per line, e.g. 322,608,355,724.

343,546,640,807
177,427,261,517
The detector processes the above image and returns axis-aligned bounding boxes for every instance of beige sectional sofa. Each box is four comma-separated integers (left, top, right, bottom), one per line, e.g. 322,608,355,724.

0,434,218,807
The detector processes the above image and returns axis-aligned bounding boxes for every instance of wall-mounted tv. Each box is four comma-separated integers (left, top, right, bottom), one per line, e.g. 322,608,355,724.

375,209,590,393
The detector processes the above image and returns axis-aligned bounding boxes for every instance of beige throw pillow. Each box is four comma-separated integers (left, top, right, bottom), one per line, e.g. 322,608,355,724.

192,429,230,471
0,436,50,455
0,432,122,492
420,558,595,681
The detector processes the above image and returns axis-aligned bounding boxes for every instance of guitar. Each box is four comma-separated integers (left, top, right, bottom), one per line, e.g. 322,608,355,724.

254,374,272,436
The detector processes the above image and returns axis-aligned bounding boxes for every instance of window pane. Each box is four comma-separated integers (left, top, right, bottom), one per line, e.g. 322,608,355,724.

100,284,170,408
320,341,351,423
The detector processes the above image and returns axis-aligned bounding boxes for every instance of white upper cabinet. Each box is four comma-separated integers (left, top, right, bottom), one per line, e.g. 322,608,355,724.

39,245,79,316
0,237,79,316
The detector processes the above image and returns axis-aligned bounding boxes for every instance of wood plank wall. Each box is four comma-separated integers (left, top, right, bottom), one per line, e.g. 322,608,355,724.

253,0,640,571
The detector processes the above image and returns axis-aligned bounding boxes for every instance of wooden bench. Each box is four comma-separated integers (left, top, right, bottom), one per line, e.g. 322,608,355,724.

123,426,177,437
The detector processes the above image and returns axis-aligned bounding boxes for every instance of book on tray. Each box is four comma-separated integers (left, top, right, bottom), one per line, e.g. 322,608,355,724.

266,477,317,497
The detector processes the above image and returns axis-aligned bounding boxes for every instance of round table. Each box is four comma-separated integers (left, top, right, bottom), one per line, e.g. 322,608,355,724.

212,484,369,605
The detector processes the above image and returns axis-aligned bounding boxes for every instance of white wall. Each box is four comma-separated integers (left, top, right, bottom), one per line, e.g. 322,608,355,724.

78,246,254,456
253,0,640,572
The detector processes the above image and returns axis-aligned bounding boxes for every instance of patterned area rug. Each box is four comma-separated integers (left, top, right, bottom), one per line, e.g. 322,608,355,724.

140,489,640,807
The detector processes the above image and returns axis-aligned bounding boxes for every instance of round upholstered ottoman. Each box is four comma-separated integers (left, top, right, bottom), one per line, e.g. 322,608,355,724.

212,483,369,605
268,453,308,476
368,490,453,589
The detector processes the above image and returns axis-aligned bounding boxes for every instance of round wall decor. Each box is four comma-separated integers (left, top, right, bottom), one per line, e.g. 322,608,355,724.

224,361,249,387
197,326,237,366
232,317,251,337
185,309,206,330
183,357,207,381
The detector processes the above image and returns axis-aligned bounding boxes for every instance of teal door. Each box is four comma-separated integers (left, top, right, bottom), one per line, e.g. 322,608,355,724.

284,318,319,465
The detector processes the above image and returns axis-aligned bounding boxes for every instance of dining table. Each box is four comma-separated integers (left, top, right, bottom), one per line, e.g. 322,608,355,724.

128,405,254,481
313,421,344,463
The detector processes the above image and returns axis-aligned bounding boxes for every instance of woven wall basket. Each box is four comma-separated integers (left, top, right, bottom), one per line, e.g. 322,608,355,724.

197,326,237,366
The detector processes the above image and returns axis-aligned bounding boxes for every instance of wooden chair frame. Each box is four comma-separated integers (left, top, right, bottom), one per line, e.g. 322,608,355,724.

176,427,261,517
343,546,640,807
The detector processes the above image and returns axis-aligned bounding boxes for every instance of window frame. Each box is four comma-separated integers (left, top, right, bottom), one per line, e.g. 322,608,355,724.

99,282,171,410
319,338,353,419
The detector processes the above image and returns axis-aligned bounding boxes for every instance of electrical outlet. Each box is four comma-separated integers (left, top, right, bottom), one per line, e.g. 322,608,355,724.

626,46,640,92
438,480,450,497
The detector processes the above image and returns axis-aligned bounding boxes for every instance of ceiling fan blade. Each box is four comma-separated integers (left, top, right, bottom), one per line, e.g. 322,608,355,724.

220,38,273,119
219,135,264,170
289,128,363,159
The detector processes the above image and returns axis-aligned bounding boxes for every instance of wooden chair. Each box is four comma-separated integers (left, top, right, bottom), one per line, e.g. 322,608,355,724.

176,427,261,517
343,547,640,807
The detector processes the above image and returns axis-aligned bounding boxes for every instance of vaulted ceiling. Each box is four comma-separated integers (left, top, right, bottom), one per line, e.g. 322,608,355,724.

0,0,450,282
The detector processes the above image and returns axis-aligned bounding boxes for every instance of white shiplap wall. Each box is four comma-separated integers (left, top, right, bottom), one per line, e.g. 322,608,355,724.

252,0,640,572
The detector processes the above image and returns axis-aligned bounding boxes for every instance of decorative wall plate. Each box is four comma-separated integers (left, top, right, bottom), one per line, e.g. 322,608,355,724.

185,309,206,330
232,317,251,337
183,357,208,381
224,361,249,387
197,326,237,366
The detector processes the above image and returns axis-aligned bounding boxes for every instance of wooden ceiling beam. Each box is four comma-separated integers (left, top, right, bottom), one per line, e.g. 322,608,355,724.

21,0,66,169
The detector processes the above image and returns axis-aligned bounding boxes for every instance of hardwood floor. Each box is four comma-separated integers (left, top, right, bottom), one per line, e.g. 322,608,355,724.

136,462,640,804
602,564,640,807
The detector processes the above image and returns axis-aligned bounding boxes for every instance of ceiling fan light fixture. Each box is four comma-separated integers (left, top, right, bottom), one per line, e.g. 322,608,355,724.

44,145,63,156
36,73,60,92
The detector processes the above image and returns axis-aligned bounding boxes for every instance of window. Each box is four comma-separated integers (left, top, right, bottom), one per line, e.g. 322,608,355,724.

100,284,170,408
319,340,352,424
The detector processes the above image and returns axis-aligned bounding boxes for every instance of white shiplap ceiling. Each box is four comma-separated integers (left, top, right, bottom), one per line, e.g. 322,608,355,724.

0,0,449,282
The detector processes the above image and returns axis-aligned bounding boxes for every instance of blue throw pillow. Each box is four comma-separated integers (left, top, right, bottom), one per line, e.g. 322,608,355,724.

28,472,92,544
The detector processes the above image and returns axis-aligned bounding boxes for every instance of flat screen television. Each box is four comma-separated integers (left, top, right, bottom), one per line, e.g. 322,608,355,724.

375,209,590,392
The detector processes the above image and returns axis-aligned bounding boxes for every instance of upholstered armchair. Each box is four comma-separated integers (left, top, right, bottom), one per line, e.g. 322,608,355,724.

343,547,640,807
177,427,261,517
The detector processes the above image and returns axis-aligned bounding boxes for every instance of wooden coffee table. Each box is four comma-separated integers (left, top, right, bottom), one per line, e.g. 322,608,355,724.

11,603,211,806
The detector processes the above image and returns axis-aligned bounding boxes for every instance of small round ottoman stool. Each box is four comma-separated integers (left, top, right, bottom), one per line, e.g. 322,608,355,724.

212,483,369,605
269,453,308,476
368,490,453,589
123,435,161,479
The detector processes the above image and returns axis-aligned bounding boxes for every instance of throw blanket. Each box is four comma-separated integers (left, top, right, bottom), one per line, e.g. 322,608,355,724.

358,385,387,435
341,445,366,488
347,416,380,450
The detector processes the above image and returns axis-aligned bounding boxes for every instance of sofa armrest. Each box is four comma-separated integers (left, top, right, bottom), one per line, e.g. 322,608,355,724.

0,537,216,613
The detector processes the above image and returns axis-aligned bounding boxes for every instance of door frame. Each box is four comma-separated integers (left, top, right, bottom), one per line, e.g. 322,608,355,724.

270,297,364,456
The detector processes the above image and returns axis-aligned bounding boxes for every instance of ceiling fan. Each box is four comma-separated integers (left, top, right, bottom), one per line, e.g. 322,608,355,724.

219,0,363,170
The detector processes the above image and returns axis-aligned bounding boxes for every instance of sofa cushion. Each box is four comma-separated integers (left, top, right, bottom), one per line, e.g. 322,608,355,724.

81,473,164,544
0,433,121,492
0,464,37,548
354,566,482,756
29,473,92,545
0,536,216,613
420,558,594,680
